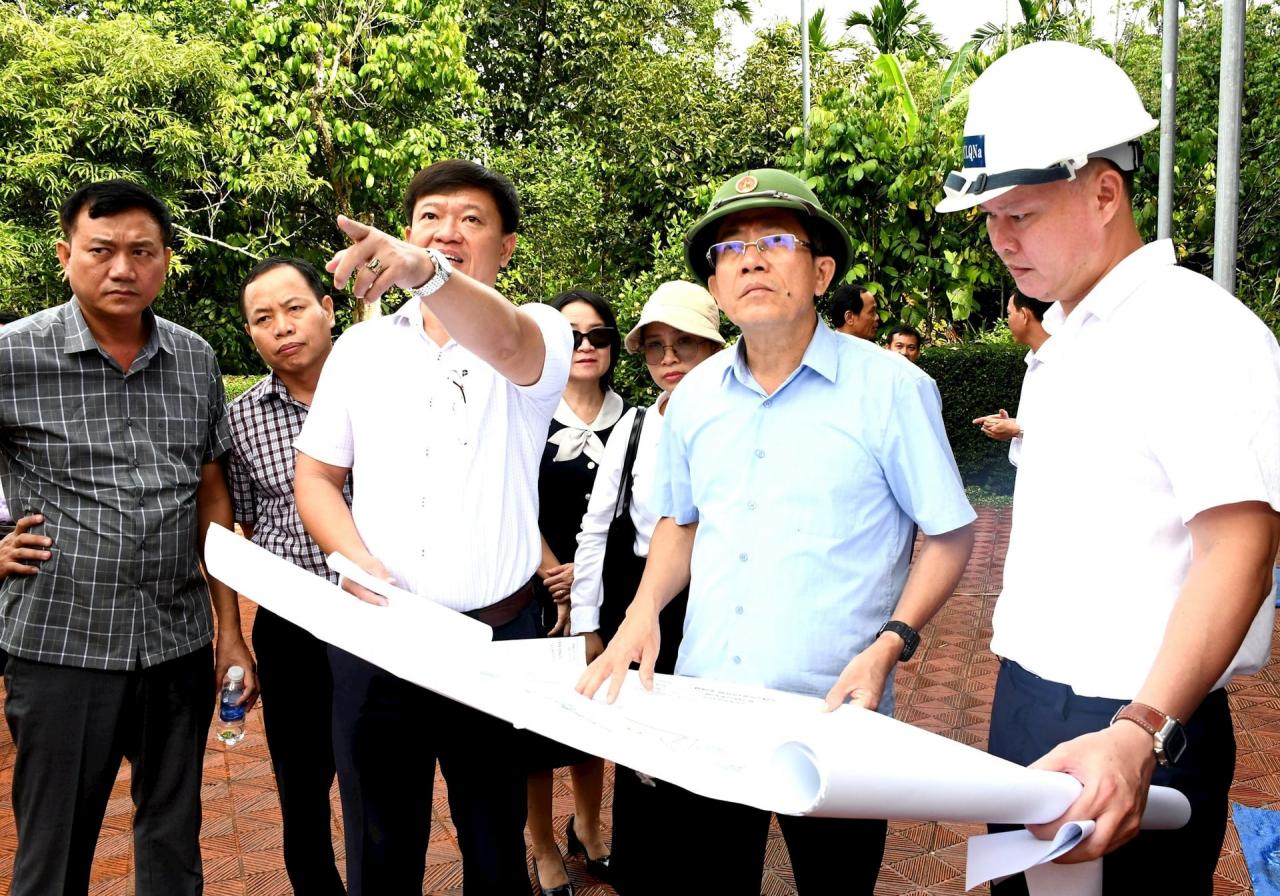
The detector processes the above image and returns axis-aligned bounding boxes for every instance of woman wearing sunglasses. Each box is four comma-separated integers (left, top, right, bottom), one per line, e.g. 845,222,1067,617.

568,280,725,894
527,288,631,896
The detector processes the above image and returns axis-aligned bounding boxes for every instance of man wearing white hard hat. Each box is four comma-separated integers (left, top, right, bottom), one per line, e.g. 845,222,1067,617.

939,40,1280,892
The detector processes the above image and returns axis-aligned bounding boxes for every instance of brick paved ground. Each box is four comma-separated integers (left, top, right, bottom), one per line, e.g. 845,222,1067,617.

0,505,1273,894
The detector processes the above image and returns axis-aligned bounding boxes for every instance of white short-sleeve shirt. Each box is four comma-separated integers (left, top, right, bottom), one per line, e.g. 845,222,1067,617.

993,240,1280,699
295,298,572,611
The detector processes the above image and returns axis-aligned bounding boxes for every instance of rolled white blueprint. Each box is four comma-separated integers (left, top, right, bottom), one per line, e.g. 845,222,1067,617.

765,706,1190,828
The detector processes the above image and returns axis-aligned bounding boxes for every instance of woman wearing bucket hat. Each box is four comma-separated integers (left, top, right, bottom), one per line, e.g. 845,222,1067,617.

568,280,724,893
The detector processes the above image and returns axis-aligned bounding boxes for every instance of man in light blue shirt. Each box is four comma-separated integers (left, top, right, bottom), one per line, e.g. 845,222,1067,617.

579,169,975,895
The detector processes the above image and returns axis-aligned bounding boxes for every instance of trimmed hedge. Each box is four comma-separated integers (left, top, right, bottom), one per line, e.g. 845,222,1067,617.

918,343,1028,495
224,375,263,403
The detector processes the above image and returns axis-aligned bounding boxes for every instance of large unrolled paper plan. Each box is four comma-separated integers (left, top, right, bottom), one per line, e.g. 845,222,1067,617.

205,525,1190,892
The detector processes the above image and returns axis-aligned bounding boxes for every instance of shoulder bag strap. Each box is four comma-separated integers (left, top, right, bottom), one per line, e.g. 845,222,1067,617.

612,407,647,521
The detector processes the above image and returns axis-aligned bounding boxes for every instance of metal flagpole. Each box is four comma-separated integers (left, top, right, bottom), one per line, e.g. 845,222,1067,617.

1157,0,1179,241
1213,0,1245,292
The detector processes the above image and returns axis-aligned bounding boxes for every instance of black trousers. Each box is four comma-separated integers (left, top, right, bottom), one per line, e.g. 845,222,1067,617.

987,658,1235,895
329,600,540,896
613,775,887,895
254,608,345,896
3,645,214,896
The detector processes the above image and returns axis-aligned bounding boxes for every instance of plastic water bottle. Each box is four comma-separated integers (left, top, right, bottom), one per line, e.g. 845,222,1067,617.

217,665,247,747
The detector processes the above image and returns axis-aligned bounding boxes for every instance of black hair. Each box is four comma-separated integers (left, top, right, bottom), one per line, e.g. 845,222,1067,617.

59,180,174,247
403,159,520,234
550,288,621,392
238,257,329,321
827,283,871,328
0,311,20,325
888,324,921,345
1011,291,1053,322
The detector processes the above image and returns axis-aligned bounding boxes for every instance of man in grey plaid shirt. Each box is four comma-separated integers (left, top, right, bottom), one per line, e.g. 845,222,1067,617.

0,180,257,896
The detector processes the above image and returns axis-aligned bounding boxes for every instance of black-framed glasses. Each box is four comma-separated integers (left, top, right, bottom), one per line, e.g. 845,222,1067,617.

641,335,707,364
705,233,812,267
572,327,615,350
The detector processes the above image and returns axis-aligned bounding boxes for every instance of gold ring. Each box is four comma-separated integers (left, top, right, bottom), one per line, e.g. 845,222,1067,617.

366,258,383,274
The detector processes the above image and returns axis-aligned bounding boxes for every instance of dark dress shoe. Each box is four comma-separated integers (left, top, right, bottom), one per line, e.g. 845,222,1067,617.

566,815,613,882
531,854,575,896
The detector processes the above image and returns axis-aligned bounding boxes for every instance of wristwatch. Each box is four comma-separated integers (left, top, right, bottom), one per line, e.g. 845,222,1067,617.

409,247,453,300
875,620,921,662
1110,702,1187,767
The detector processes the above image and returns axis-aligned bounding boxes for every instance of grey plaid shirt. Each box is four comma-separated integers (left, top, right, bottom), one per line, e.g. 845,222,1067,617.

227,372,348,584
0,298,231,670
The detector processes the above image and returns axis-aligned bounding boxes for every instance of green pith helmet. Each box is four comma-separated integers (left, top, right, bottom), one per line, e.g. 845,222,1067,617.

683,168,853,288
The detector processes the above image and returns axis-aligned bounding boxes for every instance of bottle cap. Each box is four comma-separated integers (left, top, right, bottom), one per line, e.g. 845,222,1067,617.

227,665,245,681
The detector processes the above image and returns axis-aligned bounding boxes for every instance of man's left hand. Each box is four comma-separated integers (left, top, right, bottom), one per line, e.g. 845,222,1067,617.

215,633,260,711
327,215,439,305
1026,721,1156,862
823,637,899,711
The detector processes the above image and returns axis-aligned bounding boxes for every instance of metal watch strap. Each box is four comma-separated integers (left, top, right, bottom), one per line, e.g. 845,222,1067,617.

409,247,452,300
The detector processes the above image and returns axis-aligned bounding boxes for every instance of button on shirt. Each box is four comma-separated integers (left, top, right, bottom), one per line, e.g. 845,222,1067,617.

994,240,1280,699
654,322,975,706
227,372,350,584
295,298,572,611
0,299,230,670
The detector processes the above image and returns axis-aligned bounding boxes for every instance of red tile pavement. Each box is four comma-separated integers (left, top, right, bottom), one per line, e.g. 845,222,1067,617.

0,505,1273,893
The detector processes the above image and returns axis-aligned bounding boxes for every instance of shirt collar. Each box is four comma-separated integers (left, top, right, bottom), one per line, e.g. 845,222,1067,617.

724,317,838,394
1046,239,1177,330
63,297,168,358
390,296,421,327
391,296,456,348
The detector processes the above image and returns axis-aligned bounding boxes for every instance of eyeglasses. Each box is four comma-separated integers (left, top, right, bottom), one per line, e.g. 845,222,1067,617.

705,233,812,267
642,335,708,364
572,327,615,351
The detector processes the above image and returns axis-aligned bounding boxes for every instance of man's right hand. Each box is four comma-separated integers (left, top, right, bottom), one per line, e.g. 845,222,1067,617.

575,607,661,704
0,515,52,577
339,554,397,606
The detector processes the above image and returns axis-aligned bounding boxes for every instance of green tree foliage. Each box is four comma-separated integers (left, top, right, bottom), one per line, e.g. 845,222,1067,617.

845,0,950,60
2,0,1275,388
0,6,233,320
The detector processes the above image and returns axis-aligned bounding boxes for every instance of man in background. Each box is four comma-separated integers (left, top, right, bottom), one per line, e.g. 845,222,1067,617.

828,282,878,339
886,324,922,363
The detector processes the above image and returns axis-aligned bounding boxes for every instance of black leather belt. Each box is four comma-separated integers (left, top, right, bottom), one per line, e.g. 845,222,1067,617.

464,578,535,628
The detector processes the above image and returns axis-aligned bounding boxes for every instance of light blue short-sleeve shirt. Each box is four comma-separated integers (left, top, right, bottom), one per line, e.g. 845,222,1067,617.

654,320,975,709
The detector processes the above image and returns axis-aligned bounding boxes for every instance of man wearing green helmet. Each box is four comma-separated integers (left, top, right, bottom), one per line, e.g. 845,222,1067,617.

578,169,976,894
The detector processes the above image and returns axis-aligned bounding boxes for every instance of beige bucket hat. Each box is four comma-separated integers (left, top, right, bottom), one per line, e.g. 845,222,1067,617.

624,280,726,353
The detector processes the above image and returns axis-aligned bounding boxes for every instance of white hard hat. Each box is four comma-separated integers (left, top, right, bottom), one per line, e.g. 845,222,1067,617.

936,41,1158,213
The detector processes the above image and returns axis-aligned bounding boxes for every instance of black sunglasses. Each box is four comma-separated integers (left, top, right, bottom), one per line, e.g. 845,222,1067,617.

572,327,615,350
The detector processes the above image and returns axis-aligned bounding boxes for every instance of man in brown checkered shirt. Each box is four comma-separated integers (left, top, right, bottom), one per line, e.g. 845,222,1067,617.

0,180,257,896
227,257,347,896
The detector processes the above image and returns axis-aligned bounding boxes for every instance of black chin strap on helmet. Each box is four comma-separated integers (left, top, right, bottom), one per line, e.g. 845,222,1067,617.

945,163,1074,197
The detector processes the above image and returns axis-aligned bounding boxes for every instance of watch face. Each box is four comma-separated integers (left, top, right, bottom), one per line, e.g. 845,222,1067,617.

1158,724,1188,766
